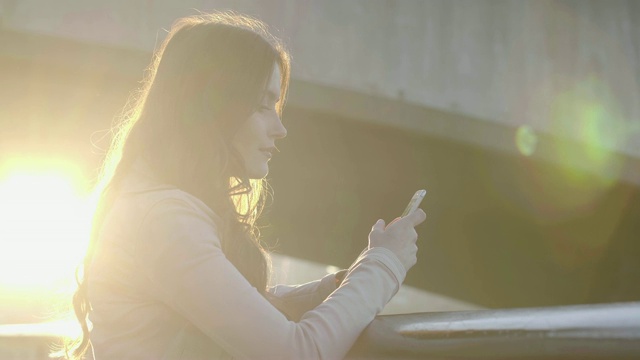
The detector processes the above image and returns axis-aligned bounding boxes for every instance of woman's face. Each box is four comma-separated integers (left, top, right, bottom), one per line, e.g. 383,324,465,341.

231,63,287,179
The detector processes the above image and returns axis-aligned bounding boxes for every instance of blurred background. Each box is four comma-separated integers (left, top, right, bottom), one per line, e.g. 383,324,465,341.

0,0,639,355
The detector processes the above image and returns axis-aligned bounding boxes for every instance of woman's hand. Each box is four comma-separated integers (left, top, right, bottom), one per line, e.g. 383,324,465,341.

368,209,426,272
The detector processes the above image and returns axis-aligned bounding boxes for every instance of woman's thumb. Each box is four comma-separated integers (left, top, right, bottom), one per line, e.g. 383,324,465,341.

372,219,385,232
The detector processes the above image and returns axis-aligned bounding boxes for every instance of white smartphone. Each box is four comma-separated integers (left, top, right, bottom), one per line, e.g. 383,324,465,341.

401,189,427,217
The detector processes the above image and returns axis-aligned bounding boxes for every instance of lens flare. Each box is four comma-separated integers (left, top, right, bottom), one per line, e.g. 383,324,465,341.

515,125,538,156
498,74,632,227
551,76,628,176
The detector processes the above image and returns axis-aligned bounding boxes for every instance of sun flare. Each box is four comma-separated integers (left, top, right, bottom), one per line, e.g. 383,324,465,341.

0,160,95,291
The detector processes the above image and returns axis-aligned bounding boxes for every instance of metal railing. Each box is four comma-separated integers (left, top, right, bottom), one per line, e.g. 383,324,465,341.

347,301,640,359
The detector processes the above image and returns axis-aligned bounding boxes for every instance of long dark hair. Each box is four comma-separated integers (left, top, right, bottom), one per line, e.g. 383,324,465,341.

58,11,290,359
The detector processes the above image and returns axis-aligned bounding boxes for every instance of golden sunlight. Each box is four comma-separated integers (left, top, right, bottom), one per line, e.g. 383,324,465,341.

0,159,94,291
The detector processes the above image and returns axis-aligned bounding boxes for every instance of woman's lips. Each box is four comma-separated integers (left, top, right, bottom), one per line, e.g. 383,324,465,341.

260,147,277,159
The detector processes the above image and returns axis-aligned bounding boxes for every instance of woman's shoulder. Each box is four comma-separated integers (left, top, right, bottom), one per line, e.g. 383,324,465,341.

147,188,218,220
129,185,221,225
117,163,221,225
114,184,224,251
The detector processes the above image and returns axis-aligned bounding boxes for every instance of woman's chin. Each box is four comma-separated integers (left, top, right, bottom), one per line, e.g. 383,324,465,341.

247,165,269,179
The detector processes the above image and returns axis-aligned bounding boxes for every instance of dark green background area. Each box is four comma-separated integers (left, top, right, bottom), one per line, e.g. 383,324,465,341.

262,107,640,308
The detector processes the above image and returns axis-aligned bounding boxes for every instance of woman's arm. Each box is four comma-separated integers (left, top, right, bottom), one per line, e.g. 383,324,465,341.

266,270,347,321
135,198,406,360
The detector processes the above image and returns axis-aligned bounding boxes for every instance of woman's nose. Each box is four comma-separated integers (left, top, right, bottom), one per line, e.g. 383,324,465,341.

272,117,287,139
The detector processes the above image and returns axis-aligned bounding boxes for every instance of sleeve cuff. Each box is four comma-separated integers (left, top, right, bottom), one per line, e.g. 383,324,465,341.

352,247,407,287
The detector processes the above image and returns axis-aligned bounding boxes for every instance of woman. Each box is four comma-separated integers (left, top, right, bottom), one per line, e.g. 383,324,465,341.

65,11,426,360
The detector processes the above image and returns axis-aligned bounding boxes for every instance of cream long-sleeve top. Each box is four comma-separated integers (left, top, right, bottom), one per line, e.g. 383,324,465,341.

87,162,407,360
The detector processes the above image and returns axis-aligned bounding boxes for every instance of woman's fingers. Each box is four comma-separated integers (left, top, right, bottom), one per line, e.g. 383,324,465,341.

387,209,426,230
404,208,426,226
368,219,385,246
368,211,424,272
373,208,426,232
386,217,401,228
372,219,385,232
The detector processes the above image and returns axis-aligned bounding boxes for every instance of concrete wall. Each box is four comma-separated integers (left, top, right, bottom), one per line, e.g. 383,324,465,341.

2,0,638,161
0,0,640,184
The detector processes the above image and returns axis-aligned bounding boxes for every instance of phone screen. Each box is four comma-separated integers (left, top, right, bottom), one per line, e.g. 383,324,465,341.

401,189,426,217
